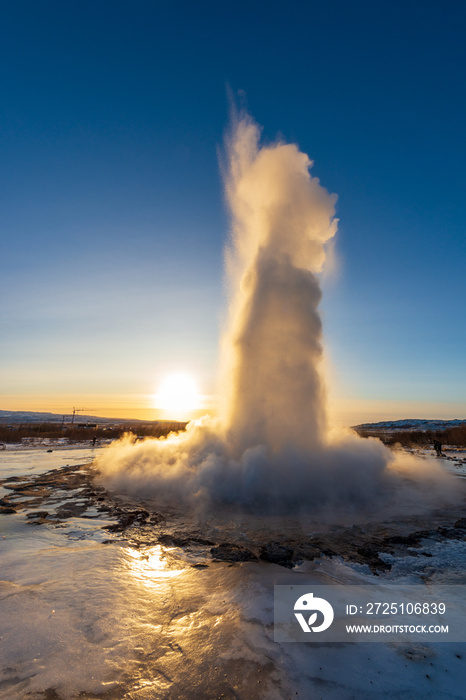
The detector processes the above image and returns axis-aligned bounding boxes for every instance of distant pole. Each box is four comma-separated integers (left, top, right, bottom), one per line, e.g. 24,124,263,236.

70,407,91,427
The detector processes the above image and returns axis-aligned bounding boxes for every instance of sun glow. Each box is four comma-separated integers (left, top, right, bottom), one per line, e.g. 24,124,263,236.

153,372,201,417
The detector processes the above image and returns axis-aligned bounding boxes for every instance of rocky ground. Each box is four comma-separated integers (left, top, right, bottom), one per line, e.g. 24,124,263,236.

1,460,465,575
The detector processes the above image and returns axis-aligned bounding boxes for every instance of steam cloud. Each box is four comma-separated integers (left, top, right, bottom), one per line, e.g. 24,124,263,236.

221,113,336,454
97,112,457,514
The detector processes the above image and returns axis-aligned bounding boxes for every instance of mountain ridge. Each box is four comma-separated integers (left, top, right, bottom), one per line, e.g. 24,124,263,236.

354,418,466,432
0,410,154,425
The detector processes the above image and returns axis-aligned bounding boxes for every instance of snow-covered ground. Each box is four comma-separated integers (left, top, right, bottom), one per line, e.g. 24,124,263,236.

0,448,465,699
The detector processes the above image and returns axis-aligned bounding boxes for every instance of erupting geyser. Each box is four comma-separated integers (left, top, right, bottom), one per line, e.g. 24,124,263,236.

97,111,456,513
221,113,336,455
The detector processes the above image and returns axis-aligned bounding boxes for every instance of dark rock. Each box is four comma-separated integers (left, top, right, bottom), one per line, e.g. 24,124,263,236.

356,544,380,557
149,513,165,524
437,527,456,537
96,505,112,512
259,542,294,568
3,483,35,492
104,509,150,532
55,503,89,518
158,534,186,547
158,533,215,548
292,543,321,561
26,510,52,525
133,509,150,522
104,521,128,533
211,543,257,562
384,534,417,545
454,518,466,530
355,544,391,572
120,513,137,528
188,535,216,546
0,506,17,514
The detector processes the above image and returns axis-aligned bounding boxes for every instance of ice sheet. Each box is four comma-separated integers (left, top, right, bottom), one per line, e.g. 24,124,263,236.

1,449,465,699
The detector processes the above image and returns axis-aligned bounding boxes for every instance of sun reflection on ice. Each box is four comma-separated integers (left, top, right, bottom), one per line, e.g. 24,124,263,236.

125,545,187,586
126,545,188,585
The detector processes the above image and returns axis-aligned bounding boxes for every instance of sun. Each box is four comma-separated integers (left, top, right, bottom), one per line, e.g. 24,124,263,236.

153,372,201,417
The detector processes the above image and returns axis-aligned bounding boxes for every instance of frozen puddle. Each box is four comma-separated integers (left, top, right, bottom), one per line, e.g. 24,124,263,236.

1,540,466,700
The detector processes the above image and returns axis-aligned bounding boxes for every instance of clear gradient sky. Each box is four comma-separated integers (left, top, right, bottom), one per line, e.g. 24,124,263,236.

1,0,465,425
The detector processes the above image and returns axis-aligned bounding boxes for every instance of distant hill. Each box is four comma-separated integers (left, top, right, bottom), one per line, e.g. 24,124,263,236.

353,418,466,432
0,410,148,425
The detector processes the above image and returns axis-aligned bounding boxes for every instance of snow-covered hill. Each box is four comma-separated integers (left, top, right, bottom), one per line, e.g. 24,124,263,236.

0,410,122,425
353,418,466,432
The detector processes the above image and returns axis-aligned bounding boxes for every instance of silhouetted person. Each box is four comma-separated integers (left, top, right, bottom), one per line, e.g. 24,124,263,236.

92,435,96,446
433,439,442,457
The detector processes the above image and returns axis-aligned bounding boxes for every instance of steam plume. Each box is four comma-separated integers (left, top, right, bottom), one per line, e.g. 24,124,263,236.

97,112,457,514
221,114,337,454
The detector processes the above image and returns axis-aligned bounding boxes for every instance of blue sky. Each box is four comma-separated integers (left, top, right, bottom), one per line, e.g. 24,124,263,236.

1,0,465,423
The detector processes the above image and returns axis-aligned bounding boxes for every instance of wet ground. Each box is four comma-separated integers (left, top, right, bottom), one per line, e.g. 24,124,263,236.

1,446,465,699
